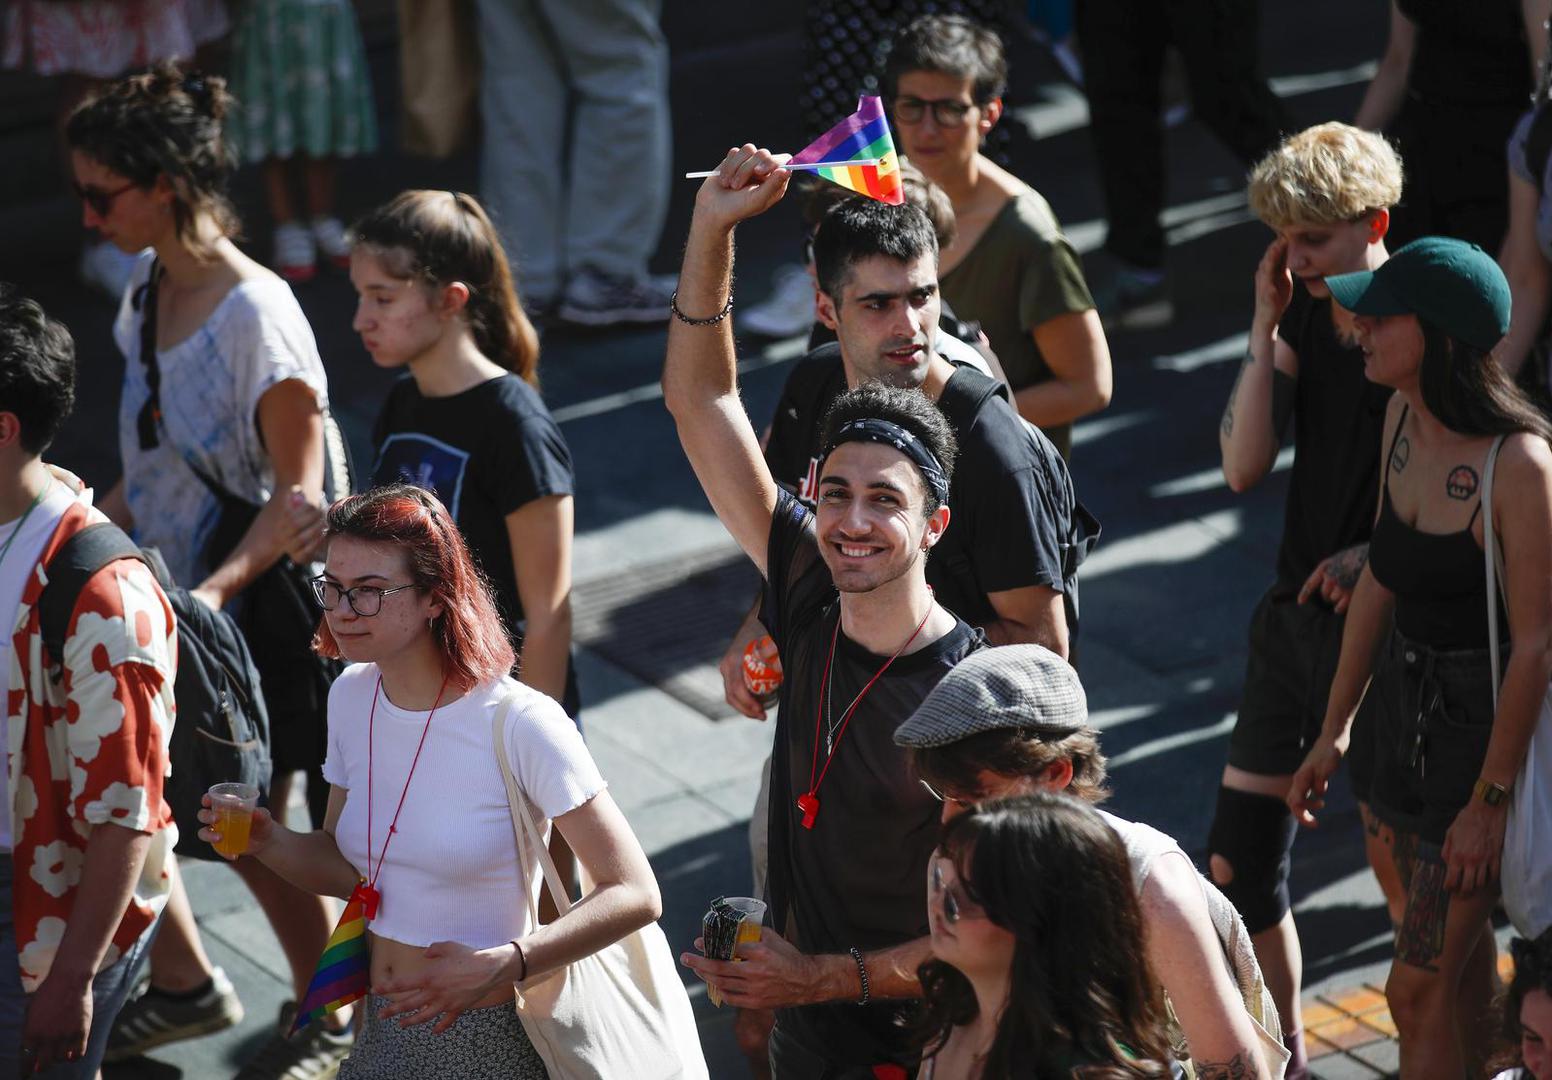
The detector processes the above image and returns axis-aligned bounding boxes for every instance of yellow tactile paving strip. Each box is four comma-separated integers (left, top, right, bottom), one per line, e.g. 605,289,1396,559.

1305,951,1517,1078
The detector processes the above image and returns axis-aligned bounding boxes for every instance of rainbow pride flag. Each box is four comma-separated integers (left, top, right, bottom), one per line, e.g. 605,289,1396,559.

289,887,370,1034
789,96,904,205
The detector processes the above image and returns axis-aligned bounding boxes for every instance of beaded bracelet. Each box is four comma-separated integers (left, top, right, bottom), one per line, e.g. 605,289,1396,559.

848,946,870,1005
670,289,734,326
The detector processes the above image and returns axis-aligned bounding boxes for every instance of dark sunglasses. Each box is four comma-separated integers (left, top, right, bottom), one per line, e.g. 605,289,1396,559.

72,179,138,218
931,859,983,925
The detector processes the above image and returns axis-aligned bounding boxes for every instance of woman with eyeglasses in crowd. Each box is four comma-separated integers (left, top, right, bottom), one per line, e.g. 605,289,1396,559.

65,64,356,1073
916,793,1172,1078
201,484,662,1078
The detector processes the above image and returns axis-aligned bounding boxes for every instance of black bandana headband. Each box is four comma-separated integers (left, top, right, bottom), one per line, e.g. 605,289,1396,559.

822,418,950,506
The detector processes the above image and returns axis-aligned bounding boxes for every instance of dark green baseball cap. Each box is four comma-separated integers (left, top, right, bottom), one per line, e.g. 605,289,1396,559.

1324,236,1511,352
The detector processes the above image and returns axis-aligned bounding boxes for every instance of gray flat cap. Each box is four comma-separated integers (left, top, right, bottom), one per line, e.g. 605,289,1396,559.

893,644,1087,748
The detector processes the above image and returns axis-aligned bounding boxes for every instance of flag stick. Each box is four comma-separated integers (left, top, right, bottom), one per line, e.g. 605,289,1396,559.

683,157,884,180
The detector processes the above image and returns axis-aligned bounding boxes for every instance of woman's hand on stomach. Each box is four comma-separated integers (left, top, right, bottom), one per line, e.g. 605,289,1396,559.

370,933,520,1033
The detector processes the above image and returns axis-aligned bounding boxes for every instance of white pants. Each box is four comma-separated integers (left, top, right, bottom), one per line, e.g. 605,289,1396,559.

475,0,671,301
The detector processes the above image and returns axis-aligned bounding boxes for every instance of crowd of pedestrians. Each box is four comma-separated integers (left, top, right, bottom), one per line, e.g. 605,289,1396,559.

1,2,1552,1079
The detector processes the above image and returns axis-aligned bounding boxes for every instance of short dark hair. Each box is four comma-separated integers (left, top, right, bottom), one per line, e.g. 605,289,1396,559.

910,727,1111,806
813,198,939,300
802,161,957,250
0,288,76,455
884,15,1008,104
819,383,958,516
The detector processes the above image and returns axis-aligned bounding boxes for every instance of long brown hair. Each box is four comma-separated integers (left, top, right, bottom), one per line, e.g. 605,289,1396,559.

1418,321,1552,445
351,191,540,385
314,485,516,687
65,64,239,250
916,794,1171,1078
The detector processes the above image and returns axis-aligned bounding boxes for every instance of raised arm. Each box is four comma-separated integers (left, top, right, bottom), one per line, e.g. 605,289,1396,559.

662,147,793,577
1222,238,1299,492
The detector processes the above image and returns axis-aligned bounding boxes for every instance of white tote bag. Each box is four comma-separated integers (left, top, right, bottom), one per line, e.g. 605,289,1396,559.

491,706,710,1079
1482,437,1552,938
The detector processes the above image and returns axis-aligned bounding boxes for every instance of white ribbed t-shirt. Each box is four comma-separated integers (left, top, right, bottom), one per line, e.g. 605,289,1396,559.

322,664,606,949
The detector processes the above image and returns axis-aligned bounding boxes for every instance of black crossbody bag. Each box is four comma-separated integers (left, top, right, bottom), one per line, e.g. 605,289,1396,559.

134,262,352,723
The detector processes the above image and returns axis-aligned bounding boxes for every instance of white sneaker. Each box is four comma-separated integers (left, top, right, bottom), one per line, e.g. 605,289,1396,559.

273,222,317,283
79,240,144,302
310,216,350,269
739,264,817,339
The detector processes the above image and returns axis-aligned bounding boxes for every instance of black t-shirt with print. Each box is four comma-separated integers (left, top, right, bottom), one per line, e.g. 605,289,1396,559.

760,489,983,1067
371,374,575,634
1273,288,1392,592
763,343,1087,634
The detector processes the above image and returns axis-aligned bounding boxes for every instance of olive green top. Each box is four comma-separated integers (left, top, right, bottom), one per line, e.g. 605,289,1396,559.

940,184,1094,458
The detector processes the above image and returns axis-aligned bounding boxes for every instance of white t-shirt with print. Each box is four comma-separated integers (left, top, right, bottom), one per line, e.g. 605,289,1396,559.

322,664,607,949
112,253,330,589
0,481,78,851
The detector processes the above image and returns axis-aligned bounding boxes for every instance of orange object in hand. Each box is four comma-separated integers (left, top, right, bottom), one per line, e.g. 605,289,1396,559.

742,635,783,701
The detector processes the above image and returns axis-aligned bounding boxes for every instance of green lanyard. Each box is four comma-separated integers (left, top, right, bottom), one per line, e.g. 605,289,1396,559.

0,483,51,581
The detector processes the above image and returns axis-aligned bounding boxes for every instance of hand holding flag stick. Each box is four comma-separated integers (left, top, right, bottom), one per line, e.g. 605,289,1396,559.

683,97,904,205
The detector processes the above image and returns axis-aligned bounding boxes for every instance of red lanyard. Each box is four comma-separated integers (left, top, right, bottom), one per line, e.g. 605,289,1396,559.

353,673,449,920
797,598,933,831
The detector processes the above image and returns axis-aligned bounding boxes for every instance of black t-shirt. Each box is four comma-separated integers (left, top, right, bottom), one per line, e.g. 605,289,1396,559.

1273,288,1392,591
764,343,1087,633
371,374,575,632
1398,0,1530,107
760,490,983,1067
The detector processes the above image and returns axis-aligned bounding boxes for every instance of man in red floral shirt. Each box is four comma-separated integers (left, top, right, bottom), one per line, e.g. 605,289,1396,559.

0,289,177,1075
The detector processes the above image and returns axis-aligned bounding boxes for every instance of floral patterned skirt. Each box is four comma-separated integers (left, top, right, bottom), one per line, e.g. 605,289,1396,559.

225,0,378,163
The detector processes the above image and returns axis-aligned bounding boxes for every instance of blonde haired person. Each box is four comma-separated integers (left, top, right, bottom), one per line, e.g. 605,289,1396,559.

1210,122,1402,1079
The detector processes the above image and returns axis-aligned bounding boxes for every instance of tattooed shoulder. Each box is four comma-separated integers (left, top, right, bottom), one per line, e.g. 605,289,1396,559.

1390,435,1410,474
1446,464,1479,501
1196,1053,1249,1079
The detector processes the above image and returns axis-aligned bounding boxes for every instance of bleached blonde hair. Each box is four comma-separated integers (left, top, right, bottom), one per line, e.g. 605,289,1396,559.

1248,122,1403,229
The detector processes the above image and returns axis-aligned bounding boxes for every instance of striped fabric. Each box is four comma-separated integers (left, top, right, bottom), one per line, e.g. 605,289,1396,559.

291,888,370,1033
788,96,904,205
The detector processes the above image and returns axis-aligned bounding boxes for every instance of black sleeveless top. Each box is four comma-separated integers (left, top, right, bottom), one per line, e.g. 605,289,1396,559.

1367,406,1502,649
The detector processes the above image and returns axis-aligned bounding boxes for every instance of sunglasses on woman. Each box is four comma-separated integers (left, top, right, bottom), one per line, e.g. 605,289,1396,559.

931,859,983,925
72,179,138,218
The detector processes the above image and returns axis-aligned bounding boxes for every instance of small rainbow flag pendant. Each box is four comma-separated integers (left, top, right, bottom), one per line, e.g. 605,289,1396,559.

788,96,904,205
289,880,374,1035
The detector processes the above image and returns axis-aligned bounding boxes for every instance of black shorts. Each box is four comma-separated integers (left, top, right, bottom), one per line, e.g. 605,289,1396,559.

1227,589,1377,798
1367,630,1497,846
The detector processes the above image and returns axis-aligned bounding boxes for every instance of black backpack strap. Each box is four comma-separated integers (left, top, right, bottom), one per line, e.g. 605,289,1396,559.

133,260,164,452
934,365,1010,432
39,523,146,669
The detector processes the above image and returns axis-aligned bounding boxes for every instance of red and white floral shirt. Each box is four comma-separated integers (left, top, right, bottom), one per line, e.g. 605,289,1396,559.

6,480,177,991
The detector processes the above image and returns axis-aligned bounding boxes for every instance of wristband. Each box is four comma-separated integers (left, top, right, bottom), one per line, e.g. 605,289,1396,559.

512,940,528,983
848,946,870,1005
670,289,733,326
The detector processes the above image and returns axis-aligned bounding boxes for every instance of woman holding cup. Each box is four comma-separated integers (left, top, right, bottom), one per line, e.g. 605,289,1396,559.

200,484,663,1077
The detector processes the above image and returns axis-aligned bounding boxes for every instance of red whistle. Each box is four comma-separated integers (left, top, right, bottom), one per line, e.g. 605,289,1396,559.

351,881,381,921
797,792,819,830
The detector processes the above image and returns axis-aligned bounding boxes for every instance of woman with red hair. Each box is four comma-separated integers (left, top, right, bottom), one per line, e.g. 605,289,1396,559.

201,484,663,1077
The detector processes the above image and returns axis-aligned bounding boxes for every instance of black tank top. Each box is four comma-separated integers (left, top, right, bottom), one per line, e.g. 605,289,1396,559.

1367,406,1500,649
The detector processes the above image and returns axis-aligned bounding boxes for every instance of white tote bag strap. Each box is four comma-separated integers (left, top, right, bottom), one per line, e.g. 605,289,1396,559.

491,699,575,923
1482,435,1509,712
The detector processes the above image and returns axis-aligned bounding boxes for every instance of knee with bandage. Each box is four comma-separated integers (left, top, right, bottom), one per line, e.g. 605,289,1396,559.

1207,786,1299,934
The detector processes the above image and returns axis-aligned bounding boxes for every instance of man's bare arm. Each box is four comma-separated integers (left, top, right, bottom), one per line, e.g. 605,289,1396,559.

662,147,793,576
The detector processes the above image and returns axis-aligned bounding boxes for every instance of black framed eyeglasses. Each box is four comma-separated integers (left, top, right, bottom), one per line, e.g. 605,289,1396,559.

72,179,138,218
310,577,418,617
892,96,976,128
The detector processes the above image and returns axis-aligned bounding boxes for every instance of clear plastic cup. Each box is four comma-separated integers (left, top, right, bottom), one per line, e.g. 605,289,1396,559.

207,782,260,857
703,896,766,1007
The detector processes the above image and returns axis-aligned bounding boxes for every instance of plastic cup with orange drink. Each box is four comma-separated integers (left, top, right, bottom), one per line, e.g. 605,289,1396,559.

207,782,260,857
702,896,766,1007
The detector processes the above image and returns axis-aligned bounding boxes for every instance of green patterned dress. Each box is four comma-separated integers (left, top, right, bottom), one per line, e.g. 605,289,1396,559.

227,0,378,163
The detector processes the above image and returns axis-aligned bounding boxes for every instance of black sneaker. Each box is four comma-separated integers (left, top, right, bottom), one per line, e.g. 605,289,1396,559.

234,1002,353,1080
1094,265,1175,332
556,268,677,326
104,967,244,1061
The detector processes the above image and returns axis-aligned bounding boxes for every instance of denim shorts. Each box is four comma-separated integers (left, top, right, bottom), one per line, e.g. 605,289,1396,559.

1366,629,1498,845
1228,590,1377,797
